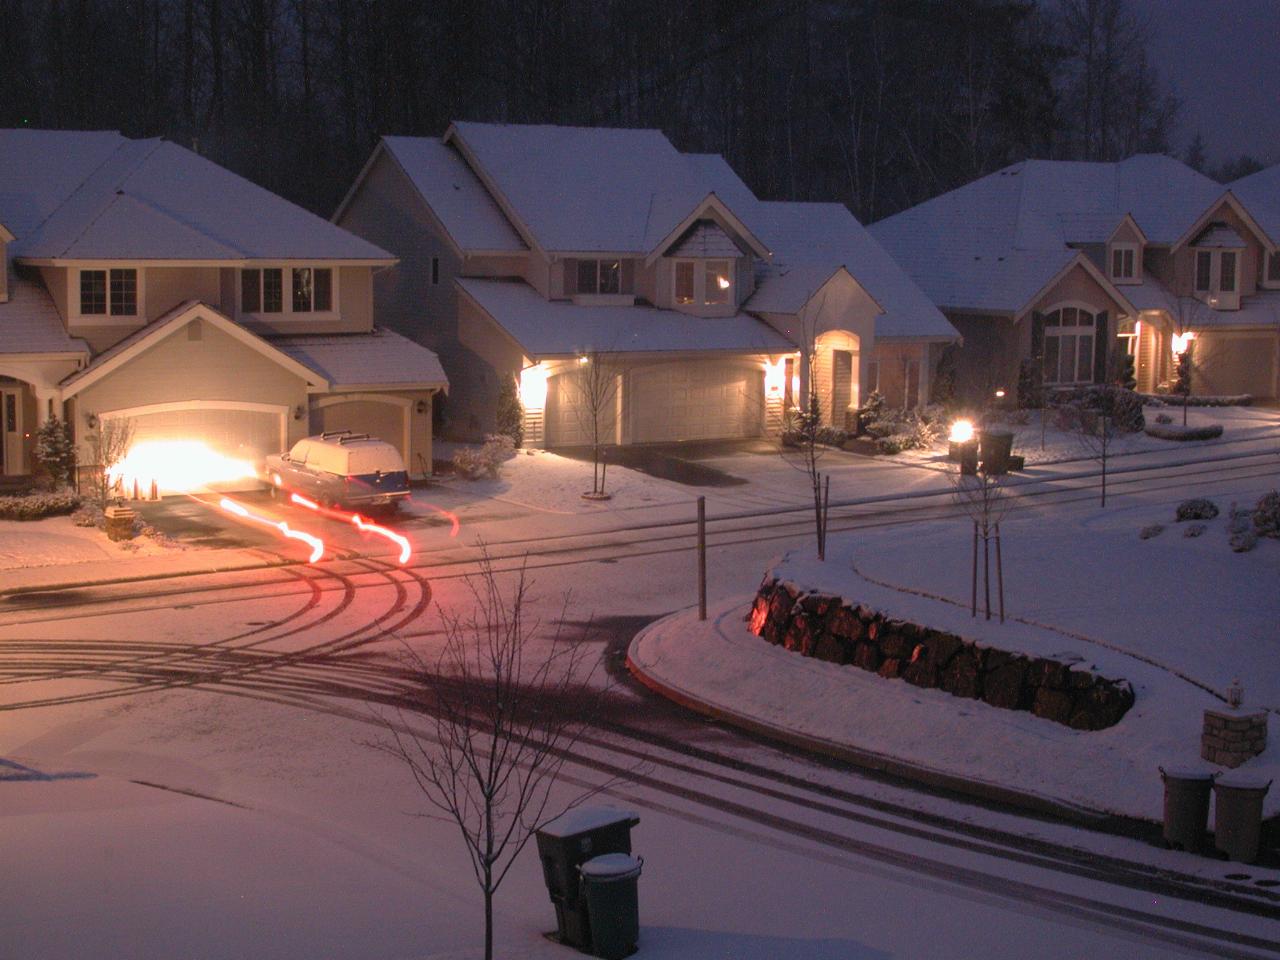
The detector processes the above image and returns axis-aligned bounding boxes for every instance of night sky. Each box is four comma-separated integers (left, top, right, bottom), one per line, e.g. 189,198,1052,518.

1133,0,1280,165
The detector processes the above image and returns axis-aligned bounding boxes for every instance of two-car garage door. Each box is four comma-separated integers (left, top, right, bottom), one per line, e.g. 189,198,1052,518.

545,360,763,446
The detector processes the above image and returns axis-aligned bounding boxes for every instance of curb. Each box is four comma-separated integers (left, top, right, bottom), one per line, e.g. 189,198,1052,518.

0,552,297,600
626,609,1115,828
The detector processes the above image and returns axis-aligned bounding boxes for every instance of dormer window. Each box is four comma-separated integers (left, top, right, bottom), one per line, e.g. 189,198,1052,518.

1220,251,1237,293
1267,251,1280,286
1109,244,1137,281
673,259,734,307
1195,251,1212,292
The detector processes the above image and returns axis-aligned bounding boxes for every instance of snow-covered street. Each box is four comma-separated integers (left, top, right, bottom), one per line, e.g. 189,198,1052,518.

3,433,1280,958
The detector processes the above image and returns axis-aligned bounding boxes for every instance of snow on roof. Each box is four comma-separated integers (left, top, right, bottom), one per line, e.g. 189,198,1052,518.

1124,275,1280,328
751,202,958,339
1,130,393,261
0,271,89,356
1191,223,1247,248
669,220,743,259
457,277,794,358
380,137,526,253
448,122,751,253
871,156,1225,314
1230,164,1280,244
270,328,448,390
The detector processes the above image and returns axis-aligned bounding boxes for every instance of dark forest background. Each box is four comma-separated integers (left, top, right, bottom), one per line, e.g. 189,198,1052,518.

0,0,1265,224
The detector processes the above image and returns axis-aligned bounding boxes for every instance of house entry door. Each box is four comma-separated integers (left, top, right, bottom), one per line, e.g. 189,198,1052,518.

1,388,21,476
831,350,853,427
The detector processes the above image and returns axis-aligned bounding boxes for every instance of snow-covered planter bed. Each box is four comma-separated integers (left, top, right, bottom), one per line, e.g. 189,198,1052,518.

0,489,81,521
749,575,1133,730
1140,393,1252,407
1144,422,1224,441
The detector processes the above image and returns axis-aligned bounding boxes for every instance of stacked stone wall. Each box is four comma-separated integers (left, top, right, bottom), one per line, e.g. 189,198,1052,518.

749,577,1134,730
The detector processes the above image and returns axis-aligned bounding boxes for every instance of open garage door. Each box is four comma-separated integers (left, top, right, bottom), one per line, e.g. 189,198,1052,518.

105,402,285,493
312,397,409,458
627,360,764,443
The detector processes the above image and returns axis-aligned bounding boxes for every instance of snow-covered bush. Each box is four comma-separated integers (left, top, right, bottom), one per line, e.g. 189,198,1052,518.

1054,385,1144,433
1154,413,1173,424
1183,523,1207,538
0,490,82,521
1252,491,1280,538
1231,530,1258,553
876,434,911,455
452,434,516,480
1144,423,1223,441
71,504,103,528
35,416,77,489
856,390,886,428
1175,498,1219,522
813,426,848,448
1227,503,1251,536
1139,524,1164,540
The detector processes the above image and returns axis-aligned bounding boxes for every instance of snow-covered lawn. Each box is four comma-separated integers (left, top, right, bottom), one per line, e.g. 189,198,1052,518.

0,515,184,570
631,484,1280,822
418,446,693,517
897,403,1280,468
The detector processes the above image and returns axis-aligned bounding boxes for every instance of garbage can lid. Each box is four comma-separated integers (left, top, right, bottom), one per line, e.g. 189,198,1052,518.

1159,765,1215,781
1215,771,1272,792
539,807,640,840
580,853,642,882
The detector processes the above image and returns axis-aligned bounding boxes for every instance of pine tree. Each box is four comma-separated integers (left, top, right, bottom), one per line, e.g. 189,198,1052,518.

495,374,524,448
35,416,77,489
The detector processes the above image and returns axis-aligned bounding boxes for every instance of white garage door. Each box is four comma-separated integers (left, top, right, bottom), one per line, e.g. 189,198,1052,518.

545,373,619,447
628,361,764,443
109,405,284,493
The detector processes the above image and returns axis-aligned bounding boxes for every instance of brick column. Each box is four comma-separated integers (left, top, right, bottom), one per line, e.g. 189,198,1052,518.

1202,709,1268,768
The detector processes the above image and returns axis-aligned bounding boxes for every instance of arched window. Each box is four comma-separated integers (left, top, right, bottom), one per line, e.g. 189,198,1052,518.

1043,306,1095,384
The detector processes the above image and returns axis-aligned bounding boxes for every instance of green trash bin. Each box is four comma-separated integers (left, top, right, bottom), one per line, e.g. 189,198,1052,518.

580,853,643,960
535,808,639,949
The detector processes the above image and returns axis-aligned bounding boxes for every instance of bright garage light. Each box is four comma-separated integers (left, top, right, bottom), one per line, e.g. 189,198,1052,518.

519,363,549,408
949,419,975,443
1171,332,1195,356
110,440,258,494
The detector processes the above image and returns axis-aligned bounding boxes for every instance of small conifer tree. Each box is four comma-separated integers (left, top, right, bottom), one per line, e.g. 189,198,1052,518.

35,416,77,489
495,374,524,447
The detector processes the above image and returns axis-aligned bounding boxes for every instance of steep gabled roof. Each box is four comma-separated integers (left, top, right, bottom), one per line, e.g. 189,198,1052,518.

0,130,394,262
445,121,762,254
870,155,1226,314
61,300,326,397
0,269,89,356
270,328,448,391
1230,164,1280,247
753,202,957,339
359,137,526,254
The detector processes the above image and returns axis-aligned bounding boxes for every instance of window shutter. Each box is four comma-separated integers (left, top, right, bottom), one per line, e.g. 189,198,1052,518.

620,259,635,295
1093,311,1109,383
563,259,578,297
1030,312,1046,373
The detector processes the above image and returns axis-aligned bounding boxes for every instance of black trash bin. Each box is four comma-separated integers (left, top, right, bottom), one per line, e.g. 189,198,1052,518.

580,853,643,960
1159,765,1216,853
1214,773,1272,864
979,430,1015,475
535,808,639,949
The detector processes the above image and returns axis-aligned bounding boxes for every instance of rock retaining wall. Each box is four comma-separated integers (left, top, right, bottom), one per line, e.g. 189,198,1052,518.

749,577,1134,730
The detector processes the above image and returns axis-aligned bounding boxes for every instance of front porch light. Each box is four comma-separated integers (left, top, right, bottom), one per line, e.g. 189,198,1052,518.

519,362,549,408
763,358,786,397
949,419,974,443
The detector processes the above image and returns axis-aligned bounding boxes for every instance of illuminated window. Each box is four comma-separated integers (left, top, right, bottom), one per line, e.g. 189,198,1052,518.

705,260,732,304
241,267,329,313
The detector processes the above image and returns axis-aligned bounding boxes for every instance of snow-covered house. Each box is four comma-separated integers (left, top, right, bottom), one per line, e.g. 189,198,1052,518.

0,130,446,489
335,122,956,445
870,156,1280,401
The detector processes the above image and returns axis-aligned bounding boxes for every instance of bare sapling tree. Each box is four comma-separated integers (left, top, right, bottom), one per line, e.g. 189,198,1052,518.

570,350,621,499
1161,289,1214,426
779,290,833,560
89,416,135,503
953,465,1012,621
374,553,615,960
1076,406,1114,507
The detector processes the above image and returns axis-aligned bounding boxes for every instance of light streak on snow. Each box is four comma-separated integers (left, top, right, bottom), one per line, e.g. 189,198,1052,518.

290,493,414,564
219,497,325,563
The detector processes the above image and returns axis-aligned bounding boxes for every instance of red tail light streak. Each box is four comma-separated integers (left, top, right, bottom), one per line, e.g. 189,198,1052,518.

219,497,326,563
290,494,413,564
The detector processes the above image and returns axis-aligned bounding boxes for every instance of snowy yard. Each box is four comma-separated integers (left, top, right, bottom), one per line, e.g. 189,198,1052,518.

632,479,1280,822
0,514,184,571
898,403,1280,469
